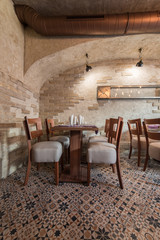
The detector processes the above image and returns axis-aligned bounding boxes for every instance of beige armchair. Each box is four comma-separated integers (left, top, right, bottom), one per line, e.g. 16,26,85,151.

45,118,70,163
23,116,63,185
143,118,160,171
127,118,146,167
88,119,110,143
87,118,124,189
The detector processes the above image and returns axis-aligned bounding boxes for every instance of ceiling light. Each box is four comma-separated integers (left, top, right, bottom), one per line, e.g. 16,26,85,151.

136,48,143,67
85,53,92,72
86,64,92,72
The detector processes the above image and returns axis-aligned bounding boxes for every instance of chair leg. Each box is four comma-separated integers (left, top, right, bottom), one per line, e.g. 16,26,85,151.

55,162,59,186
24,157,31,186
111,164,116,173
137,140,141,167
137,147,141,167
116,162,124,189
143,153,149,171
116,152,124,189
37,163,40,171
87,163,91,186
129,143,132,159
61,154,64,171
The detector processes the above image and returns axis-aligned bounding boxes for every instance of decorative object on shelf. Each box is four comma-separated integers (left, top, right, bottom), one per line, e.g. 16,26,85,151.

97,85,160,100
136,48,143,67
97,86,111,99
85,53,92,72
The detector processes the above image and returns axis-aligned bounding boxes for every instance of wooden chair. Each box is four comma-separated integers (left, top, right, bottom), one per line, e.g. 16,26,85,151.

143,118,160,171
127,118,146,167
45,118,70,163
88,119,110,143
89,116,123,144
23,116,63,186
87,118,124,189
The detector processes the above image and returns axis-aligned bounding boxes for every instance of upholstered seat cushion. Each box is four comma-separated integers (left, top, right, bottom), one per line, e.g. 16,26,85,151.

132,135,158,150
87,143,116,164
89,141,116,149
88,135,108,143
49,136,70,148
149,141,160,161
132,136,146,150
32,141,62,163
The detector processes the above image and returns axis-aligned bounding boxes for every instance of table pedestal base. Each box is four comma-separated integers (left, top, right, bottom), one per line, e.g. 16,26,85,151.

60,165,87,183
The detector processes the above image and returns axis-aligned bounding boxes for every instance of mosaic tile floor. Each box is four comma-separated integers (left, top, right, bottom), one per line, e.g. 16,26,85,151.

0,151,160,240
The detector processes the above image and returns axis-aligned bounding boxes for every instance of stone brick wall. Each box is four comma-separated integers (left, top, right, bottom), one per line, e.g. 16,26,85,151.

0,0,39,178
40,59,160,153
0,0,24,80
0,71,39,178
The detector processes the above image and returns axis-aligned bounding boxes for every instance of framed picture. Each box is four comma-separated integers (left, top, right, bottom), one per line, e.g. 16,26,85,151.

97,86,111,99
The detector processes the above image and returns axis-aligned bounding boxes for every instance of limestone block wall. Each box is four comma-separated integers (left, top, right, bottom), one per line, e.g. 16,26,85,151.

0,71,39,178
0,0,24,80
0,0,39,178
40,59,160,153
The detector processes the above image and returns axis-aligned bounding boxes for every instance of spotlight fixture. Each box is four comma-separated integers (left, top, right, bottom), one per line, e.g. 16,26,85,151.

136,48,143,67
85,53,92,72
86,64,92,72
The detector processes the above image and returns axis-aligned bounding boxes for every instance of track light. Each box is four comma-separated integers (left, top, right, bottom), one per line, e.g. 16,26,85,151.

85,53,92,72
136,59,143,67
136,48,143,67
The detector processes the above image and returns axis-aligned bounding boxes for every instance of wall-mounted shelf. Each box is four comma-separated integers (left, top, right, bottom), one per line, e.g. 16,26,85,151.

97,85,160,100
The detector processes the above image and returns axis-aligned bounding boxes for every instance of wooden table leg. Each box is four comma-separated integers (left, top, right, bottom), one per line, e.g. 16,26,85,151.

70,130,82,178
59,130,87,183
60,130,85,182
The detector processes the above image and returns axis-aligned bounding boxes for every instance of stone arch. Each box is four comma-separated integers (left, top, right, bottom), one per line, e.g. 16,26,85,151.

24,34,160,93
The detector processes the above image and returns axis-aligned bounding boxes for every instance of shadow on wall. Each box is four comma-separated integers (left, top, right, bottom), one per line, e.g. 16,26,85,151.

0,124,27,179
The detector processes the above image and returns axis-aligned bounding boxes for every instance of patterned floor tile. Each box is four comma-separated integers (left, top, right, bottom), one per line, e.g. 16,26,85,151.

0,152,160,239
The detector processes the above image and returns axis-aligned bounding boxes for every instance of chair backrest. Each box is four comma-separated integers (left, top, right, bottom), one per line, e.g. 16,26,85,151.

108,117,123,143
104,119,110,137
127,118,142,140
23,116,43,141
143,118,160,142
45,118,55,140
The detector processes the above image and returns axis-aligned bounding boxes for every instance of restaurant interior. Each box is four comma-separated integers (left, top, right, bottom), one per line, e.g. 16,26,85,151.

0,0,160,239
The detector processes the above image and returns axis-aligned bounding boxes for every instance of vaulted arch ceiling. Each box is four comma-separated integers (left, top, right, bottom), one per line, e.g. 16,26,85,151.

24,34,160,93
12,0,160,93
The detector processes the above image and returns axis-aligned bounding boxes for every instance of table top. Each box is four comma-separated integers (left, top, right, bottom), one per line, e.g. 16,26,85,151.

51,124,98,133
